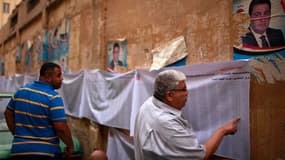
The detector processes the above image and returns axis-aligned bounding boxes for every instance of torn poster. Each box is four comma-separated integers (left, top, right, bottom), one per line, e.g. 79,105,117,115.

150,36,188,70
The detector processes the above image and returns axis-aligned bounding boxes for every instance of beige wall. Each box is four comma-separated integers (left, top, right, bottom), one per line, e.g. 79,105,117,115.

0,0,284,159
0,0,21,28
104,0,233,69
0,0,234,74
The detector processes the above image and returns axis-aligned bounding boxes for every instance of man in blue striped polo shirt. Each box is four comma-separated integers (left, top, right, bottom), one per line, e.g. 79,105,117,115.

4,62,74,160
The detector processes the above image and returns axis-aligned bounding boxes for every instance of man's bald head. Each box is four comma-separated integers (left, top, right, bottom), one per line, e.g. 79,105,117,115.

88,150,108,160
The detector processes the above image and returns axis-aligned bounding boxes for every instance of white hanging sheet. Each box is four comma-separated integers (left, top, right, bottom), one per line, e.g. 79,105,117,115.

0,60,250,159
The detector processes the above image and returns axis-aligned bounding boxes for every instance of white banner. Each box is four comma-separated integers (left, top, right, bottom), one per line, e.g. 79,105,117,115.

0,60,250,159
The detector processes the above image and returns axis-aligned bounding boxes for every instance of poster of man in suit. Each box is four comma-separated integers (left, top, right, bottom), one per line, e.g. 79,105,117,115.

107,40,127,72
233,0,285,59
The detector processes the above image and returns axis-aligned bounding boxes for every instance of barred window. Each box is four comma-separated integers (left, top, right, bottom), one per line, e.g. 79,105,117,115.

3,2,10,13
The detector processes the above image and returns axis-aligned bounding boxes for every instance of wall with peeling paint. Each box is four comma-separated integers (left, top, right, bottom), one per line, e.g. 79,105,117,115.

104,0,233,69
0,0,284,159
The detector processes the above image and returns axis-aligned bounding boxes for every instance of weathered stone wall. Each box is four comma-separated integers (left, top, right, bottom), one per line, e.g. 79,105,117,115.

104,0,233,69
67,116,108,159
1,0,233,74
0,2,235,159
0,1,109,159
0,0,284,159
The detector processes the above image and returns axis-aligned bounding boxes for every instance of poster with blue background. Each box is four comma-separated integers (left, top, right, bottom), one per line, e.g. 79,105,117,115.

233,0,285,60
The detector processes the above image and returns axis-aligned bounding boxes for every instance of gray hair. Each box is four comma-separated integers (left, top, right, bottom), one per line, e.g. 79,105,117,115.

154,69,186,100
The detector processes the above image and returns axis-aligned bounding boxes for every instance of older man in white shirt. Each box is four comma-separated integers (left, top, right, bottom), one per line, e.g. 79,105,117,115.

134,69,240,160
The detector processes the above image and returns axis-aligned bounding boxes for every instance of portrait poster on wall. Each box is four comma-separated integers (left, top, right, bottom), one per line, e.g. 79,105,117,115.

43,17,70,73
233,0,285,60
107,39,127,72
16,17,71,73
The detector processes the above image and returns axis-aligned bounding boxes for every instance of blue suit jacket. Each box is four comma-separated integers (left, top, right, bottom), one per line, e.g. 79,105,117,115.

241,28,285,48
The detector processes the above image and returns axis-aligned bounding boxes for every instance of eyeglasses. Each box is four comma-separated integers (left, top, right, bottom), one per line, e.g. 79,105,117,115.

170,88,187,92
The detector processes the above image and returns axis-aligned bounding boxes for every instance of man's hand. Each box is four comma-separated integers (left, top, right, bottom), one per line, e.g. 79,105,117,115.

53,122,74,159
63,146,74,159
204,117,241,159
221,117,240,135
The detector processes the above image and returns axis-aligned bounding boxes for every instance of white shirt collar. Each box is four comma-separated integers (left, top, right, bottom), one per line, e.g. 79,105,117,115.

152,96,182,117
250,27,270,47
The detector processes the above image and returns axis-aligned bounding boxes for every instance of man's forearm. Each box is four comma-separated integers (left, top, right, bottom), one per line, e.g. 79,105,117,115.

54,122,74,151
203,117,240,160
4,109,15,134
203,127,226,160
